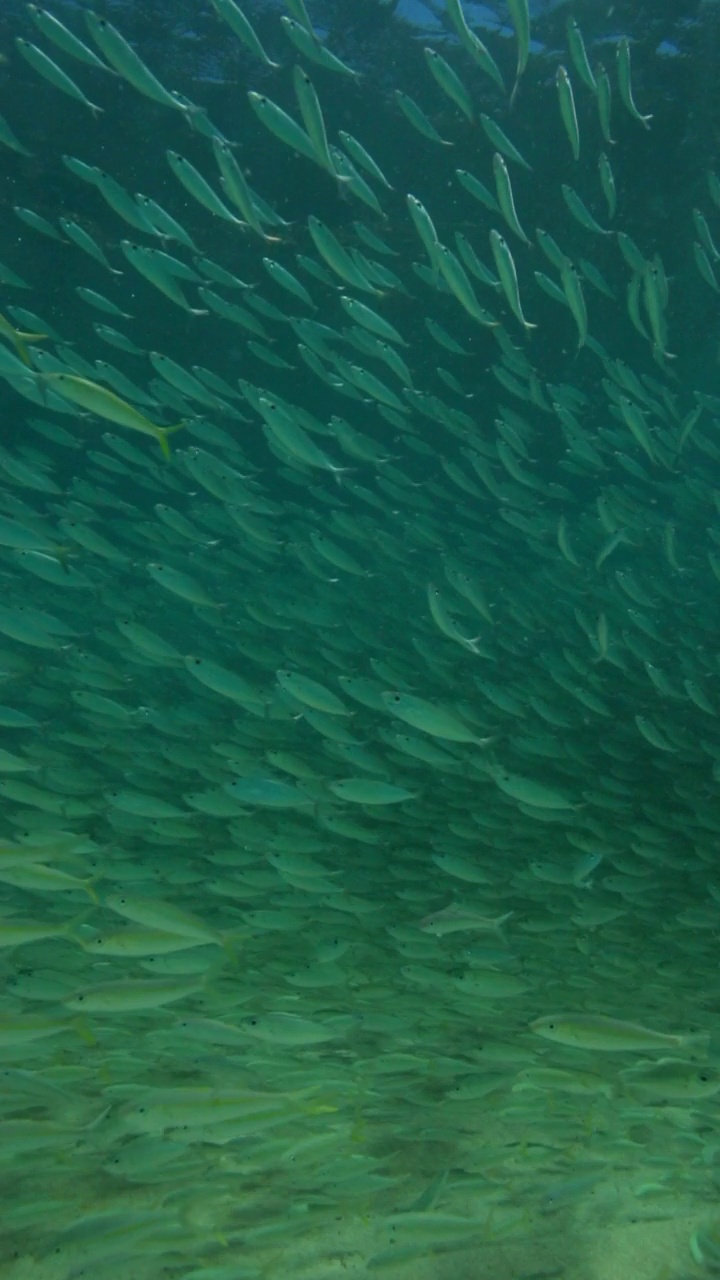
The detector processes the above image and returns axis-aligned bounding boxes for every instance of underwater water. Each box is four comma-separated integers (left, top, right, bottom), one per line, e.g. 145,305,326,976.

2,0,720,1277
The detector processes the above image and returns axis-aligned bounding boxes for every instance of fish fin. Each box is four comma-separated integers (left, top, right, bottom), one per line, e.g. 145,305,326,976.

156,422,186,461
17,329,47,342
14,330,47,366
63,908,96,941
681,1032,711,1054
219,930,248,964
71,1016,97,1046
83,878,101,905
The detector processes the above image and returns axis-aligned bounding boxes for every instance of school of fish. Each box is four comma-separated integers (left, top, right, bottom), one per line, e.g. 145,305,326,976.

0,0,719,1277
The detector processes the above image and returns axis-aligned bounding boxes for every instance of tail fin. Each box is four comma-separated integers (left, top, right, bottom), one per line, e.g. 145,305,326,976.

15,330,47,367
156,422,186,461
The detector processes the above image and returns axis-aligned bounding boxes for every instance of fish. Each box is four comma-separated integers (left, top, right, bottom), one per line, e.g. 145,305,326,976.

423,48,474,123
0,0,716,1264
381,691,492,745
60,219,122,274
507,0,530,97
566,19,597,94
328,778,416,805
166,151,243,225
210,0,280,69
65,975,204,1013
281,16,358,80
493,154,530,245
556,67,580,161
39,373,185,458
417,906,513,938
490,230,536,331
27,6,113,74
15,38,103,117
620,1059,720,1101
395,90,452,147
85,13,190,110
530,1014,707,1053
249,91,329,173
616,37,653,130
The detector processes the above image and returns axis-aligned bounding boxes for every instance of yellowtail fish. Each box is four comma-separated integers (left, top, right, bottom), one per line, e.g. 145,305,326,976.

530,1013,707,1053
0,312,46,365
39,373,185,459
620,1059,720,1101
65,975,203,1013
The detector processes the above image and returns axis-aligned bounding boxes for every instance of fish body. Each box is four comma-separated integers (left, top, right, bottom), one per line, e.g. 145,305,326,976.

40,373,184,459
530,1014,705,1053
418,906,512,938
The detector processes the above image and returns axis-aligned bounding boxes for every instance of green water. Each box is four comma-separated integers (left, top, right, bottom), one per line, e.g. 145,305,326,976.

0,3,719,1278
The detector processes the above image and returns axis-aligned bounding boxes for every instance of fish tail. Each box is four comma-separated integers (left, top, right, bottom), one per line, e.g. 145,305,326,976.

17,329,47,342
83,879,101,905
681,1031,710,1053
219,930,247,964
71,1016,97,1046
156,422,186,461
64,907,95,939
14,330,47,366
